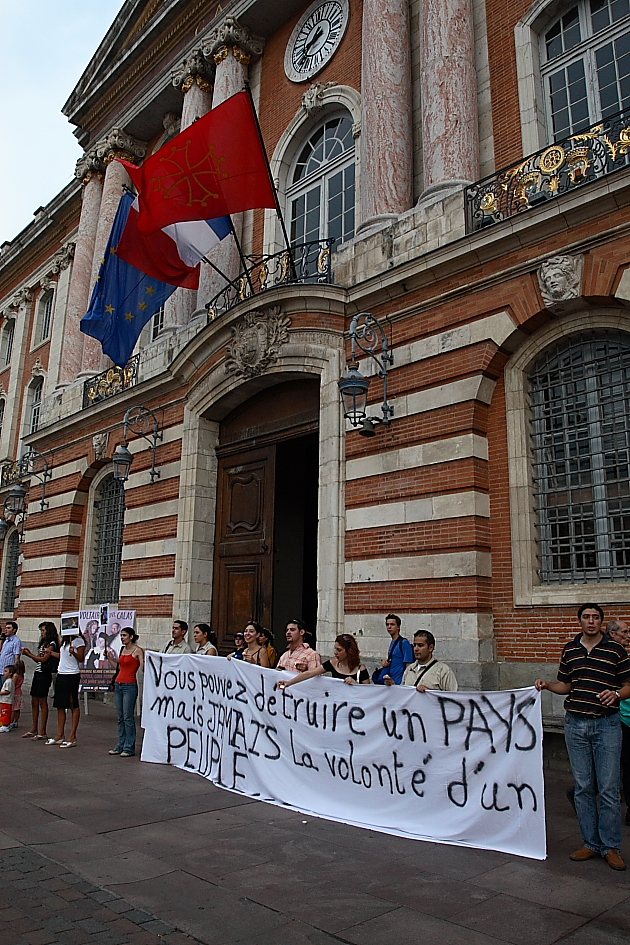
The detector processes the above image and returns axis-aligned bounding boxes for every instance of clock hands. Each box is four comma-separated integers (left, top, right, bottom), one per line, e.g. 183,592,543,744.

305,25,325,53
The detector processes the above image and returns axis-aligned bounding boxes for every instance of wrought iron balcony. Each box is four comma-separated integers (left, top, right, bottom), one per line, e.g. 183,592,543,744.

206,239,335,321
82,354,139,409
465,109,630,233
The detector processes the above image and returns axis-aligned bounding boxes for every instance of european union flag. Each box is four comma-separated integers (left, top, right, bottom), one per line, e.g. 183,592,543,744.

80,192,177,367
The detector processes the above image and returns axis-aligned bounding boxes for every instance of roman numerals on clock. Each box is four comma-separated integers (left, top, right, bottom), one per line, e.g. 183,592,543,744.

285,0,349,83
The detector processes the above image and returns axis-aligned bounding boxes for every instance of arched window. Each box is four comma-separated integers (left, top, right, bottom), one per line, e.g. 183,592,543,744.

1,321,15,368
28,379,43,435
287,112,355,248
90,475,125,605
2,530,20,613
530,330,630,583
37,289,54,344
542,1,630,139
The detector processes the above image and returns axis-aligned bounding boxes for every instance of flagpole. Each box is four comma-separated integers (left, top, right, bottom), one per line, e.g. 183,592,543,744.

244,83,297,281
229,218,256,297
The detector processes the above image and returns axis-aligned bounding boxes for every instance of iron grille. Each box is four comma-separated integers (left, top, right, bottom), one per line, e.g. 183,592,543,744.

529,330,630,583
2,531,20,613
91,476,125,605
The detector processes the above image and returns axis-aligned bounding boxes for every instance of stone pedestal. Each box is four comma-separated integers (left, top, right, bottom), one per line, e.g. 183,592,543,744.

57,155,104,386
419,0,479,201
163,51,215,333
200,19,264,308
79,130,146,375
358,0,413,234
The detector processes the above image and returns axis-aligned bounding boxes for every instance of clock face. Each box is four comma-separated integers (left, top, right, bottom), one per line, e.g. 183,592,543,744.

285,0,350,83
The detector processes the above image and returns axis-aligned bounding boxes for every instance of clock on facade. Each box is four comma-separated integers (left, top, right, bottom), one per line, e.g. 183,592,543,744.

284,0,350,83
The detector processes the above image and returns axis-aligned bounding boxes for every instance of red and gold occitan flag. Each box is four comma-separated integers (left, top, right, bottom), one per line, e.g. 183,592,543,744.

120,90,276,235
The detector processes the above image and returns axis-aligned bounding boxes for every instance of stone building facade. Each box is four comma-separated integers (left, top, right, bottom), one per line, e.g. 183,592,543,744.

2,0,630,722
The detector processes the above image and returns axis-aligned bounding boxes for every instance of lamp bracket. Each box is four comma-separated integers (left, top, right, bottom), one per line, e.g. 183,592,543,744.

348,312,394,426
122,406,162,484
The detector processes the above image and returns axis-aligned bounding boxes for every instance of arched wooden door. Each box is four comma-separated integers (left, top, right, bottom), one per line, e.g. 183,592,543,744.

212,379,320,650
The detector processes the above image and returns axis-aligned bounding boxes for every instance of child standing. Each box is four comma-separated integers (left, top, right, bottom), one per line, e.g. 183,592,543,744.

10,658,25,730
0,665,15,732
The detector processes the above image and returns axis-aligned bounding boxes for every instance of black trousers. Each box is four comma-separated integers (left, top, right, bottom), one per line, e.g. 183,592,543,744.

622,720,630,807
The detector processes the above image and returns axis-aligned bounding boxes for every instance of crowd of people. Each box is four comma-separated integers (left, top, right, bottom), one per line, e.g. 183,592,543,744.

3,603,629,869
0,613,458,754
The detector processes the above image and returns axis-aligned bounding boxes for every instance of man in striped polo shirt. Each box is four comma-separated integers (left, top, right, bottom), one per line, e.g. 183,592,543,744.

536,603,630,870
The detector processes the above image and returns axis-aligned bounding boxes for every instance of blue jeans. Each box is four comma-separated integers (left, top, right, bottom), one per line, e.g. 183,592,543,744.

115,682,138,754
564,712,622,854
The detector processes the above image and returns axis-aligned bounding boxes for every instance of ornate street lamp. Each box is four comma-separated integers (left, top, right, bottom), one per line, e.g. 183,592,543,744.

0,448,51,543
339,312,394,437
113,406,162,484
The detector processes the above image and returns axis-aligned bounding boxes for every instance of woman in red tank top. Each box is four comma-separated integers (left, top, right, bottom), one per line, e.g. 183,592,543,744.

108,628,143,758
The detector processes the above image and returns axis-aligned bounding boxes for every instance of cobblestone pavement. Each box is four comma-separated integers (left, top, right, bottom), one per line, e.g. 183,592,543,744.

0,846,200,945
1,700,630,945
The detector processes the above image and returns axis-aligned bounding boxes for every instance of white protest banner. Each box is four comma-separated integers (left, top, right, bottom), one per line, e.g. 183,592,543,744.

141,654,546,859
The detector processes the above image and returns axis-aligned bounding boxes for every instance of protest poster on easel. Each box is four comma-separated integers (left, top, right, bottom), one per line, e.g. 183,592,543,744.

77,605,136,692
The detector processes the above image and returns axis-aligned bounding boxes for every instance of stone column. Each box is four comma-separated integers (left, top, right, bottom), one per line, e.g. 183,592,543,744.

200,19,264,308
358,0,413,233
162,50,215,333
419,0,479,200
57,153,104,386
80,130,146,375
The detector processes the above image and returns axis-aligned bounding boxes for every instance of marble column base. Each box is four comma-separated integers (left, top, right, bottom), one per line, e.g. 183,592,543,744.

418,179,472,205
356,212,399,237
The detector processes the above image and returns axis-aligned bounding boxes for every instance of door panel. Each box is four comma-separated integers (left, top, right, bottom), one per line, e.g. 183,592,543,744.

212,446,275,649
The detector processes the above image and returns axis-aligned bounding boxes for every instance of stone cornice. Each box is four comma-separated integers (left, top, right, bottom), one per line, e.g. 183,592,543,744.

0,181,80,298
65,0,219,137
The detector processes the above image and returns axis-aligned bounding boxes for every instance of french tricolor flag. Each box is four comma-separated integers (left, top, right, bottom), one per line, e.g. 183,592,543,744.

117,196,231,289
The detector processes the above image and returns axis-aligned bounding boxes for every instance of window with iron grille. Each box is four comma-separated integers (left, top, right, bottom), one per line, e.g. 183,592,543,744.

529,330,630,584
91,475,125,605
29,379,43,435
2,530,20,613
542,1,630,139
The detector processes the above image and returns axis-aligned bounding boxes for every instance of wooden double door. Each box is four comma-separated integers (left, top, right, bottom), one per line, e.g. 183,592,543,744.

211,379,320,650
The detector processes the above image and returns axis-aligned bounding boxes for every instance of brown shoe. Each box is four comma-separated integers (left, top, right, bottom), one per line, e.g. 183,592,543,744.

605,850,626,871
570,846,599,861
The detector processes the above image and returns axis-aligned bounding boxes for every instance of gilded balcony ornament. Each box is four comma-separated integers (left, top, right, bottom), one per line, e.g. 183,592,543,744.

204,239,335,322
82,355,139,409
465,108,630,233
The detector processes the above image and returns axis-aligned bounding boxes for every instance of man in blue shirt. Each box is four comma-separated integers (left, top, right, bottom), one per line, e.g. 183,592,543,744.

378,614,414,685
0,621,22,675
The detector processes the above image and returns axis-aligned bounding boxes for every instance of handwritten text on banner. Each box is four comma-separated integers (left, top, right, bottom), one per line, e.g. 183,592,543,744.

141,654,546,859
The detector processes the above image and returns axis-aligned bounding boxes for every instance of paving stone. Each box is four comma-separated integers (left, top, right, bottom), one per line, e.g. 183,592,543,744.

138,920,174,935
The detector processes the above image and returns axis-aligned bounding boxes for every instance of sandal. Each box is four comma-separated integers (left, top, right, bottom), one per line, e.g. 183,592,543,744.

59,741,77,748
45,738,64,745
34,734,48,740
22,731,37,738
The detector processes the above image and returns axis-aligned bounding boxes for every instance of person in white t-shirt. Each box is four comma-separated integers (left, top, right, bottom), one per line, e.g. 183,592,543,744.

0,665,16,732
46,632,85,748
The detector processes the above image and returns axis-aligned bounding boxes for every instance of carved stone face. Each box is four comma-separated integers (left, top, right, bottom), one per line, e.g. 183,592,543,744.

543,267,569,298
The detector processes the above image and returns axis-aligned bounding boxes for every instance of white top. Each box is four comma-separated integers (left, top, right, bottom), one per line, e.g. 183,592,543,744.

58,637,84,675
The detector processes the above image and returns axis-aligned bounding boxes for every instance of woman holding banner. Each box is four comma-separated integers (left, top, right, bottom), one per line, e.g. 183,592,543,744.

109,628,144,758
22,622,60,739
193,624,218,656
228,622,270,667
278,634,370,688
